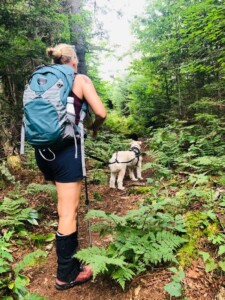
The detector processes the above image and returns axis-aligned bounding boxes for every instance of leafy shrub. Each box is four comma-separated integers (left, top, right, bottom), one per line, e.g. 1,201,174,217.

0,196,39,228
85,132,134,170
22,144,39,171
26,183,57,202
88,169,108,185
104,111,130,134
0,161,16,184
0,243,47,300
148,120,225,174
76,201,186,289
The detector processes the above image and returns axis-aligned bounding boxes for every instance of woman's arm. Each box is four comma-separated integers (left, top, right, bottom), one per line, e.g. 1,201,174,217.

72,74,107,137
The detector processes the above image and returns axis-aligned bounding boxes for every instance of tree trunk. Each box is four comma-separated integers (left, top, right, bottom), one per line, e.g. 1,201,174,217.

68,0,88,74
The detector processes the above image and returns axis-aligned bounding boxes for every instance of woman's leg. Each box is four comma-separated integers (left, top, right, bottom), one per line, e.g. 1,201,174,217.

56,181,82,234
55,181,82,285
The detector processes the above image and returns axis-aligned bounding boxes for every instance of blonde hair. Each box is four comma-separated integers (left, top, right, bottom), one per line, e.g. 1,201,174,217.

46,43,78,65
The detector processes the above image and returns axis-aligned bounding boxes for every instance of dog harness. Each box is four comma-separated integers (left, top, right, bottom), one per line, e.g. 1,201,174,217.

108,146,141,165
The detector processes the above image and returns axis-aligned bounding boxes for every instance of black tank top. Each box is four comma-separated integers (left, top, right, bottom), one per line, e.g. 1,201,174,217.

69,91,82,125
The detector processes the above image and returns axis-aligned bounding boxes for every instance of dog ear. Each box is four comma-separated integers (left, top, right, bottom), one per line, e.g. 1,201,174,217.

137,141,142,146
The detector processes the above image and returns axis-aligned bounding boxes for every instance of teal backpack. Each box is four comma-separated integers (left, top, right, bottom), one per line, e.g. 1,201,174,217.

20,64,88,159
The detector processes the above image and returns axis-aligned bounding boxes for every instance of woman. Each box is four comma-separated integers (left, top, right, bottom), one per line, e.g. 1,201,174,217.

35,44,107,290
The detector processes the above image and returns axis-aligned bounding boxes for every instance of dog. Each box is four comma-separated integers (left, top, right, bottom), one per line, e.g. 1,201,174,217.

109,141,143,190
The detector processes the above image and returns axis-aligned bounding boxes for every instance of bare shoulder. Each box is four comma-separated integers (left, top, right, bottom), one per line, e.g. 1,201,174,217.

76,74,93,85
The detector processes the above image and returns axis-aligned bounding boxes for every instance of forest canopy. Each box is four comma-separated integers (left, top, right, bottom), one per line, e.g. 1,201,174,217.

0,0,225,153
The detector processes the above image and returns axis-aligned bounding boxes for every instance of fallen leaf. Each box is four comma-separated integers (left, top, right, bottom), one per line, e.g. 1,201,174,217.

134,285,141,296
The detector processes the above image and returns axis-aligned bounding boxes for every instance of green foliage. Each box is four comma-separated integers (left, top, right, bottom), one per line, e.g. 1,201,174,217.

190,156,225,173
0,161,16,184
127,186,150,195
164,267,185,297
128,0,225,126
200,251,218,272
29,233,55,247
0,186,47,299
75,246,133,290
88,169,108,185
0,231,14,275
0,216,47,299
93,192,103,202
14,250,47,275
148,121,225,175
22,144,39,170
0,249,47,300
85,132,133,167
178,210,218,267
104,111,131,135
76,201,186,289
145,122,225,281
143,161,172,180
0,195,39,228
0,0,94,156
26,183,57,202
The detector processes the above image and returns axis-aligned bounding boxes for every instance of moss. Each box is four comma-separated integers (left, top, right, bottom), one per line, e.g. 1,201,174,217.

178,240,198,267
127,186,150,195
177,211,219,267
205,223,219,236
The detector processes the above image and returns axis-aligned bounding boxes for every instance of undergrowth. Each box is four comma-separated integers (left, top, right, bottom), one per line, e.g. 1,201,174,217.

76,201,186,289
3,119,225,298
78,120,225,296
0,186,56,299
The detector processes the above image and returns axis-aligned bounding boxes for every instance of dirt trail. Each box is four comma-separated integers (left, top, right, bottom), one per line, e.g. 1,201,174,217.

27,181,171,300
13,145,221,299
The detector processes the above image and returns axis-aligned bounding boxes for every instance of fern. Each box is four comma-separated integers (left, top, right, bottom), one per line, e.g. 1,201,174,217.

0,231,13,275
14,250,47,275
75,246,128,277
26,183,57,202
78,202,186,289
0,196,39,228
0,197,26,214
0,191,46,299
111,267,135,290
0,161,16,184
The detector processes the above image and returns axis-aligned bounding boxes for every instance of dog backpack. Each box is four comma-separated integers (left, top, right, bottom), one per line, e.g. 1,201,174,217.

20,64,79,154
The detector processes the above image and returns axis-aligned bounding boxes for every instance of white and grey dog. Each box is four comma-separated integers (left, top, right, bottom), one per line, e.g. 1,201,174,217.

109,141,143,190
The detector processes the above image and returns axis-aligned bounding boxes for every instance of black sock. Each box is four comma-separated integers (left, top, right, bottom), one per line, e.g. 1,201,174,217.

56,231,81,282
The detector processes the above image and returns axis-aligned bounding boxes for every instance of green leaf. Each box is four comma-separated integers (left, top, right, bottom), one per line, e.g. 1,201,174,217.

199,251,210,262
218,245,225,256
205,258,217,272
24,293,47,300
164,281,182,297
14,250,47,275
75,246,127,278
218,261,225,272
147,178,154,183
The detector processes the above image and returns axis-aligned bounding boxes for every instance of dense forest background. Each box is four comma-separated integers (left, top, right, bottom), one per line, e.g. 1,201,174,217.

1,0,225,299
1,0,225,156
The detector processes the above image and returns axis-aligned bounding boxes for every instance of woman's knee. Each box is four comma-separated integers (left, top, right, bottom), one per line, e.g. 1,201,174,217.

58,209,77,220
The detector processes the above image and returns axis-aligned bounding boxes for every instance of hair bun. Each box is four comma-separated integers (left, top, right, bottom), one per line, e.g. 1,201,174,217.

46,47,62,59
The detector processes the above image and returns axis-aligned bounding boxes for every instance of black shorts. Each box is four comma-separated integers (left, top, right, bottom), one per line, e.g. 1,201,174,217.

35,143,84,183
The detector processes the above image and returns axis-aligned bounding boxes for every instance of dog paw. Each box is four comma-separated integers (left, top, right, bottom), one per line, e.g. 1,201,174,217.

118,186,125,190
131,178,138,181
138,177,143,180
